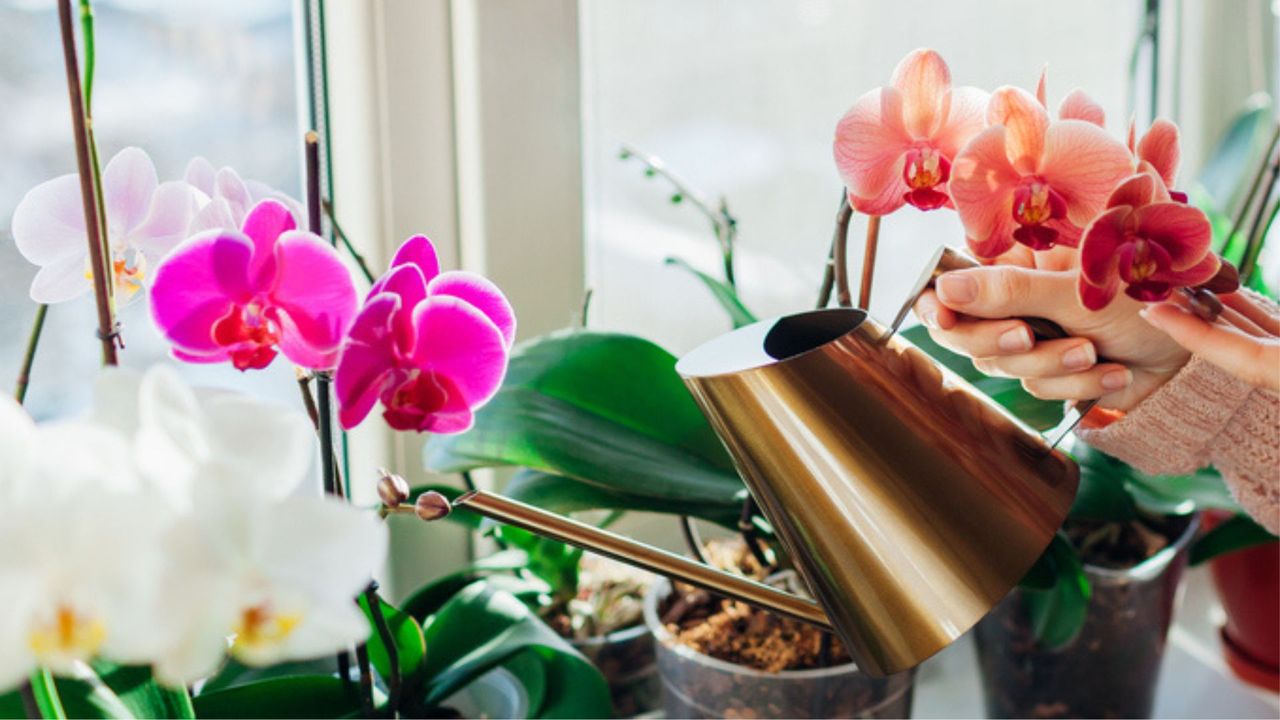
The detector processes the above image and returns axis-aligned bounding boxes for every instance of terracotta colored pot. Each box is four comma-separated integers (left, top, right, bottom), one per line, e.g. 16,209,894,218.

1203,509,1280,692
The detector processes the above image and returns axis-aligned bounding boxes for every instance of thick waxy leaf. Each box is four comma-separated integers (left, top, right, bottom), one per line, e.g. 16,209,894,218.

192,676,365,719
84,664,193,719
1190,513,1279,565
401,549,538,622
420,582,610,717
664,256,758,328
1068,444,1138,522
358,594,428,690
1022,533,1091,650
425,332,745,525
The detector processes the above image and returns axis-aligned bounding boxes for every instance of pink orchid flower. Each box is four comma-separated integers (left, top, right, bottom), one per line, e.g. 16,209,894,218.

1077,171,1218,310
833,49,988,214
951,85,1133,257
149,199,357,370
334,235,515,434
11,147,200,304
1127,118,1185,201
183,157,307,235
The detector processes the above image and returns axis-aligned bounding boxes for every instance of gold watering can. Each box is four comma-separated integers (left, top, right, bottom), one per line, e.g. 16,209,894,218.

448,246,1080,677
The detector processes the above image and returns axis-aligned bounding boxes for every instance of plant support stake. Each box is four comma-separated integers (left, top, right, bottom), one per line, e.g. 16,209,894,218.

57,0,117,365
832,194,854,308
859,215,882,310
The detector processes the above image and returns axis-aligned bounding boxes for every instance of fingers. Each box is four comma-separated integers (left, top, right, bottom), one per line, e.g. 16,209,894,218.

1142,303,1280,392
928,315,1033,357
934,266,1079,323
1221,292,1280,336
972,338,1097,379
914,289,959,330
1021,363,1134,401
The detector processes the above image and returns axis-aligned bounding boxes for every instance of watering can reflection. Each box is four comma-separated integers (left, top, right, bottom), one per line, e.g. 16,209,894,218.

449,247,1079,678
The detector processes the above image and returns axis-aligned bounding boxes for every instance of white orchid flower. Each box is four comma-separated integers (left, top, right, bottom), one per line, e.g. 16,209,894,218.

11,147,201,305
183,157,306,235
91,367,387,686
0,398,165,692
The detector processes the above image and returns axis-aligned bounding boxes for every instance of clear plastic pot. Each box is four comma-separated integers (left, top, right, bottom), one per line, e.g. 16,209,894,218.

974,514,1199,719
568,622,660,717
643,579,915,719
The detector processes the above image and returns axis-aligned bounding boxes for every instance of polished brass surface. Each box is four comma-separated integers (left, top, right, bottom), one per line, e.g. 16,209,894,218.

676,307,1078,676
452,490,831,628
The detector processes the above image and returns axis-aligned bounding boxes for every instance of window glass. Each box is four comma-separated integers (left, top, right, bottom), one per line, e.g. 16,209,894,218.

0,0,299,418
583,0,1172,354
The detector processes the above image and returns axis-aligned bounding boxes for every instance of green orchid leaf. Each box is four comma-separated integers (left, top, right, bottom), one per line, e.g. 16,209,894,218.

401,549,537,623
358,594,428,691
1068,445,1138,522
420,582,610,717
425,332,744,526
86,664,193,719
664,256,759,328
1022,533,1091,650
192,676,366,719
1190,514,1279,566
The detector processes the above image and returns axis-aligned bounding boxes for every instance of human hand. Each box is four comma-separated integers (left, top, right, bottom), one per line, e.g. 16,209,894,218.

913,246,1191,410
1140,292,1280,392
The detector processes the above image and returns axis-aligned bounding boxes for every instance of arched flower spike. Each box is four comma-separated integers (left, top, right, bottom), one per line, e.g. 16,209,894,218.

951,85,1133,257
149,199,357,371
11,147,200,304
183,157,307,234
833,48,988,214
1077,172,1219,310
335,235,515,434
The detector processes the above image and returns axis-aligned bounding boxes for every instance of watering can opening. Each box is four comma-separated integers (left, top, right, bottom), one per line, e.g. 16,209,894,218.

676,307,867,378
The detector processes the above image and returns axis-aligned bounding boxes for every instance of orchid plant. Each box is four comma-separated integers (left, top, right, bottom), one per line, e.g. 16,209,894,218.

1,2,619,717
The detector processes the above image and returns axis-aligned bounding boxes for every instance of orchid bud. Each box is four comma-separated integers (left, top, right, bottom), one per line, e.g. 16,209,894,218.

376,470,410,508
415,491,452,522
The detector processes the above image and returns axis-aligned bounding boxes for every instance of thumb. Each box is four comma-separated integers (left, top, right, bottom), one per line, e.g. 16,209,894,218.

935,266,1085,326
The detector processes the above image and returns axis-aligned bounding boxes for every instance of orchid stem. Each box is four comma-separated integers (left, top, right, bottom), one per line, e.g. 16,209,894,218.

14,305,48,404
858,215,882,310
832,193,854,308
57,0,116,366
620,144,739,289
1228,123,1280,252
19,680,40,719
354,643,374,717
738,496,772,571
364,583,400,714
78,0,114,312
321,199,377,285
816,239,835,308
680,516,709,565
1240,148,1280,283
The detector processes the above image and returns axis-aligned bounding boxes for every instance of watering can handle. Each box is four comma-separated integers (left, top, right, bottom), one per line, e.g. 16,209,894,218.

889,247,1098,449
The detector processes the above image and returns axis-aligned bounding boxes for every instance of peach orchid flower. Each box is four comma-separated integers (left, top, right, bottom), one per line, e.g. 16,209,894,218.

1127,118,1186,201
950,85,1133,257
833,49,988,214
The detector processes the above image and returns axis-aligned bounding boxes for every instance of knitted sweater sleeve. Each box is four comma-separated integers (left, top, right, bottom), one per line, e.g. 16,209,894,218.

1075,300,1280,535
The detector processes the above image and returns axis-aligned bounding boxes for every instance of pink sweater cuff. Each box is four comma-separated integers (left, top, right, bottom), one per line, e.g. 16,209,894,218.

1077,355,1280,534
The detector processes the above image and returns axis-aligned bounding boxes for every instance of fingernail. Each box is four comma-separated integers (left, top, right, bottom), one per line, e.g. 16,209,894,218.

1101,368,1132,391
997,326,1033,353
937,273,977,304
1062,344,1096,371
